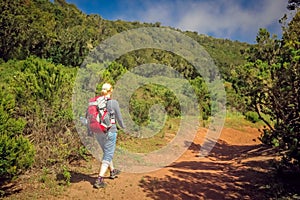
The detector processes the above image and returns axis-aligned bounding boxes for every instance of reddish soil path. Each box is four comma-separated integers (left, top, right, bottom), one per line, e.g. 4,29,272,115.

53,127,275,200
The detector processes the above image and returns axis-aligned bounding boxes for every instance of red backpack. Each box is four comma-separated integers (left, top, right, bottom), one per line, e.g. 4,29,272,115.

86,96,115,133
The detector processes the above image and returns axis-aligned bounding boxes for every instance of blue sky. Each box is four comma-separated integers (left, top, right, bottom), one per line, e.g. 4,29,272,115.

62,0,293,44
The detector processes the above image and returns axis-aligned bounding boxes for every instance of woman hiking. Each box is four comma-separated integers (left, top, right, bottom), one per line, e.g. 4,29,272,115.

93,83,126,189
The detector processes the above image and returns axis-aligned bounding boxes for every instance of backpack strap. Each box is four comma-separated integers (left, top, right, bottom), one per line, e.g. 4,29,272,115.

88,96,107,107
88,101,98,106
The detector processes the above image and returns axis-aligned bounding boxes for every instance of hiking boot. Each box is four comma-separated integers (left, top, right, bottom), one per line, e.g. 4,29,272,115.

93,177,107,189
110,169,121,179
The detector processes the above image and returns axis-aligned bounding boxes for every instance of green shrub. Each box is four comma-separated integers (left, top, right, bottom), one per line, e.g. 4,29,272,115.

0,133,35,179
61,165,71,186
0,85,35,179
245,111,260,123
1,57,79,169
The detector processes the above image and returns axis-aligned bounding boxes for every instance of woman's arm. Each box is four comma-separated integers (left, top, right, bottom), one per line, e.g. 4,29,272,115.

113,100,126,129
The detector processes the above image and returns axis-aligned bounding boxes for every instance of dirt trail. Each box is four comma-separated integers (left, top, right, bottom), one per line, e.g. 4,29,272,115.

50,127,275,200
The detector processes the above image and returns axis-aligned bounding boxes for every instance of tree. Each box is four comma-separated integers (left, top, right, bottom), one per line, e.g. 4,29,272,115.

232,10,300,168
287,0,300,10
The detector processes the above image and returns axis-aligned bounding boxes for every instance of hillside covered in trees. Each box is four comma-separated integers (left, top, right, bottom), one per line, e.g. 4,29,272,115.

0,0,299,198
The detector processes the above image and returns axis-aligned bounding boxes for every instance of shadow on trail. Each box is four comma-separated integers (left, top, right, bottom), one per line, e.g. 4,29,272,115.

61,170,112,186
139,140,276,200
56,171,96,186
0,179,22,198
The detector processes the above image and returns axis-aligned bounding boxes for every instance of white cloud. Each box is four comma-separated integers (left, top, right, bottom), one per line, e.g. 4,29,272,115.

134,0,289,43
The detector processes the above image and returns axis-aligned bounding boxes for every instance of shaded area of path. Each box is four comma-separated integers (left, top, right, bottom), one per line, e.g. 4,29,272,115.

139,142,275,200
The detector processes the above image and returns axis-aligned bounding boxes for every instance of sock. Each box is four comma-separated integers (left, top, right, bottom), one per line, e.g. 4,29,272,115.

109,161,114,172
97,176,103,182
99,161,109,177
